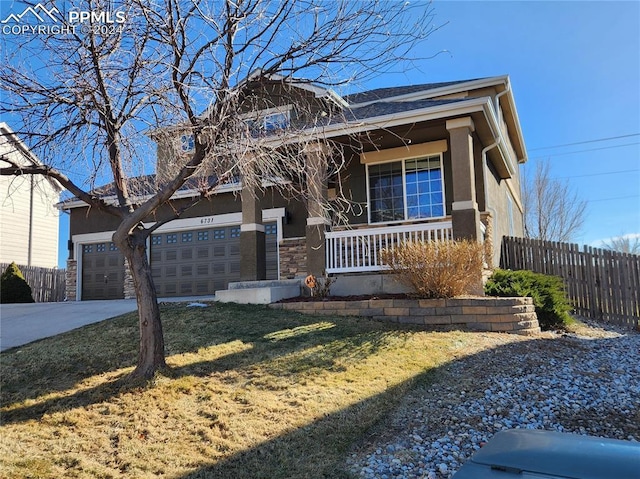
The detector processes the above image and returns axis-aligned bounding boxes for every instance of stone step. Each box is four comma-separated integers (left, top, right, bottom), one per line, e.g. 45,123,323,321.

217,280,302,304
227,279,302,290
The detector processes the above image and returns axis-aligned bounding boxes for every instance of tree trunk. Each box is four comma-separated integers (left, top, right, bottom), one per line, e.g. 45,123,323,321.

123,230,167,379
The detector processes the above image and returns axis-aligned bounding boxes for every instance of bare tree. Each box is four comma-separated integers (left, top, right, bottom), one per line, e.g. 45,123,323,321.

600,235,640,254
522,160,587,243
1,0,436,378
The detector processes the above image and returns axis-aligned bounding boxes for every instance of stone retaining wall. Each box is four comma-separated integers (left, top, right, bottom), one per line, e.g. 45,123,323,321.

270,297,541,335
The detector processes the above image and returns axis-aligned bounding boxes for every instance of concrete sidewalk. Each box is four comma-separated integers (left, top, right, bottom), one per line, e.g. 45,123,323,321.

0,296,215,351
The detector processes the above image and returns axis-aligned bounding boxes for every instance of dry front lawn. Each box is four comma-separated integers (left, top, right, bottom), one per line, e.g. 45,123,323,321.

1,302,529,478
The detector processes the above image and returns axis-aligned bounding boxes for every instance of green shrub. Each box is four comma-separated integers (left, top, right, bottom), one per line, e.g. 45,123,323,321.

484,269,573,330
381,239,485,298
0,262,35,304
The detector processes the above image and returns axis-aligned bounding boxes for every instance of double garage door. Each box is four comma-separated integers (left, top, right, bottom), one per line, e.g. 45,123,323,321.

81,223,278,300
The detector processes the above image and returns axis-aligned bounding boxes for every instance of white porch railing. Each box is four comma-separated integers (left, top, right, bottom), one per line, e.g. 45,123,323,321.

325,220,453,274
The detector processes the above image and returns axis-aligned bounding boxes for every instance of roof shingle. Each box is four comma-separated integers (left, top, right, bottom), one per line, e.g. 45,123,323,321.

343,79,482,105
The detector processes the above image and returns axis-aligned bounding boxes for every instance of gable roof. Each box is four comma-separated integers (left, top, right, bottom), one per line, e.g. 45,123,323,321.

342,97,471,122
0,122,63,193
343,79,478,105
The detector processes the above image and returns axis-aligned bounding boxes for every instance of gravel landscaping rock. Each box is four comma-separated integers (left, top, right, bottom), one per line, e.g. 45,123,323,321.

347,319,640,479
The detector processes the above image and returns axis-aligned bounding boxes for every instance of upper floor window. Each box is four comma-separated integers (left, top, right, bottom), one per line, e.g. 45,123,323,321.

243,106,291,138
264,111,290,132
367,154,445,223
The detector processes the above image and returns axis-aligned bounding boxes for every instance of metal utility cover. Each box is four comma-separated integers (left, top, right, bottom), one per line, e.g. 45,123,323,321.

452,429,640,479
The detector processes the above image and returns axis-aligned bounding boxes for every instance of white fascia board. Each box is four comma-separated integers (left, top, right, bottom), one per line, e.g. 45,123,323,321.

348,76,510,108
322,89,349,108
502,82,528,163
0,122,42,166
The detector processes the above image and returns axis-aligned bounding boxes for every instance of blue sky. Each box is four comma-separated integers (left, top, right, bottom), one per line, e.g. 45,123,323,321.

353,0,640,246
56,0,640,266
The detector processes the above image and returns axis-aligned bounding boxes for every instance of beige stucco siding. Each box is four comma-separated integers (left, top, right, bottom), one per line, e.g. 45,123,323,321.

483,159,524,266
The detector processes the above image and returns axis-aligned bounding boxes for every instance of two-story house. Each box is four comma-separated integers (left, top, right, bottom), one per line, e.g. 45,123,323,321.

60,73,527,301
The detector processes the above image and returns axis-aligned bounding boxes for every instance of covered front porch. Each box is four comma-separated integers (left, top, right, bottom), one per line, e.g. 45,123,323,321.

235,114,496,294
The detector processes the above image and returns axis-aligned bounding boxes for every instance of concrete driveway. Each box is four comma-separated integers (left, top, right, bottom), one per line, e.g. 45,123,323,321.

0,296,215,351
0,299,138,351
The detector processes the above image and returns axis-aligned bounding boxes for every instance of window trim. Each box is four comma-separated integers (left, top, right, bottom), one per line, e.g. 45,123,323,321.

365,152,447,225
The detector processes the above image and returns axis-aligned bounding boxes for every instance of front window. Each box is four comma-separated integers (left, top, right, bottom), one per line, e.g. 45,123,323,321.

368,154,445,223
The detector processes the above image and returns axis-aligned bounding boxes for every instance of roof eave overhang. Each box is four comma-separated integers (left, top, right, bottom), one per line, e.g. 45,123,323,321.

308,97,494,140
345,75,528,166
57,184,226,211
57,177,290,210
0,122,65,193
348,75,510,108
279,96,517,178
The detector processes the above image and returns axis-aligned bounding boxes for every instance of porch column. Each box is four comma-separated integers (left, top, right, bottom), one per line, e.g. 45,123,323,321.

240,164,266,281
305,142,329,277
446,117,482,241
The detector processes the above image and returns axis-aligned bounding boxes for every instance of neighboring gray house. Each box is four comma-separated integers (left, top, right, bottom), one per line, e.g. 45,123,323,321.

60,74,527,301
0,122,61,269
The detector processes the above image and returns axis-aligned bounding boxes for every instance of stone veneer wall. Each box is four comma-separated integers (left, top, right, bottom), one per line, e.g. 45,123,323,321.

270,297,541,335
279,237,307,279
65,259,77,301
123,260,135,299
481,211,494,267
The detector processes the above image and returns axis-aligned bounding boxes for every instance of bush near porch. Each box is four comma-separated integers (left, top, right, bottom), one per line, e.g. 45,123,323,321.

380,239,485,298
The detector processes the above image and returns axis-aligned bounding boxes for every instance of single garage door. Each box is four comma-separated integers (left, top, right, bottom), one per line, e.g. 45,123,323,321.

151,222,278,297
81,242,125,300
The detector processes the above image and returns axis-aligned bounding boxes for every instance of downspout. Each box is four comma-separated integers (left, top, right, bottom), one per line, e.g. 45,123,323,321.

494,81,510,126
482,140,500,266
482,83,510,267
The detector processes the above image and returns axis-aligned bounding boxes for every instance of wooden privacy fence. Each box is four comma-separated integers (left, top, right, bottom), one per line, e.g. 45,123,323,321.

0,263,66,303
500,237,640,329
